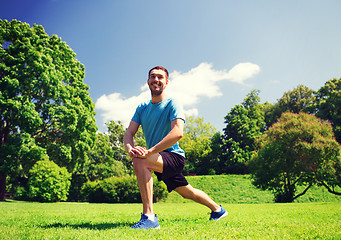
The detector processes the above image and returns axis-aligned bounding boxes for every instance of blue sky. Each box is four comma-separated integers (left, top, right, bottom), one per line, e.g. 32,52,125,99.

2,0,341,132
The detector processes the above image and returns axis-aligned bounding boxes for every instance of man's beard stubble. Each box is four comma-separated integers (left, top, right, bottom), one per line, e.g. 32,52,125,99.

151,89,163,96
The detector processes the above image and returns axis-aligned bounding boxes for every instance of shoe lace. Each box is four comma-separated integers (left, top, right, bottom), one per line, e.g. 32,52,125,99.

134,217,147,227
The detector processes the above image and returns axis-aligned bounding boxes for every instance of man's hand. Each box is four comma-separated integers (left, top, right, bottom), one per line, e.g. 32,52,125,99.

128,146,151,159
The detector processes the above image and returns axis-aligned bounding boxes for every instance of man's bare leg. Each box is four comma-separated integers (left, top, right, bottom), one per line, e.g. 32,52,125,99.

133,159,154,216
174,185,220,212
132,154,163,218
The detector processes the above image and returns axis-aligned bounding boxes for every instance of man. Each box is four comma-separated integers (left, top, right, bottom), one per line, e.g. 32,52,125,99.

123,66,227,229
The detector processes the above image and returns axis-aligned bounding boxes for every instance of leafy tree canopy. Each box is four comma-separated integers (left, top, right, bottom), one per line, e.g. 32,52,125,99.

264,85,315,128
106,120,146,172
85,132,128,181
179,115,217,175
221,89,265,173
0,20,97,200
248,112,341,202
316,78,341,144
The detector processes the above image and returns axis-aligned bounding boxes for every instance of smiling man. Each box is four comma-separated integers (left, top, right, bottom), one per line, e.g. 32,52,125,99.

123,66,227,229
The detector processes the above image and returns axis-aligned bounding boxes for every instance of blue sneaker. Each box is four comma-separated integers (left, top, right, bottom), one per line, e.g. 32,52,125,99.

131,214,160,229
209,205,228,221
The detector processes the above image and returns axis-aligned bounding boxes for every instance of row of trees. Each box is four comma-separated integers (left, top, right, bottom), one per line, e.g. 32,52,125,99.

180,84,341,202
1,20,340,202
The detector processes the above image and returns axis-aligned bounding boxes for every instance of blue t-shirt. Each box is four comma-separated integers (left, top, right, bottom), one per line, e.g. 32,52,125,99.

131,98,186,157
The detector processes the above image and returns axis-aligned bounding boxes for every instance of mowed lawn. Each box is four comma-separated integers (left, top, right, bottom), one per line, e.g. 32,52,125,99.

1,201,340,239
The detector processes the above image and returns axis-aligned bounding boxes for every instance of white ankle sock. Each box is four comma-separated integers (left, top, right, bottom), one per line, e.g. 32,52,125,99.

145,214,155,221
214,207,222,212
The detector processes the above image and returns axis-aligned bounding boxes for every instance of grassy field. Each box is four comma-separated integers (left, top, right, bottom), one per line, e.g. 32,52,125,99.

1,201,340,239
1,175,340,239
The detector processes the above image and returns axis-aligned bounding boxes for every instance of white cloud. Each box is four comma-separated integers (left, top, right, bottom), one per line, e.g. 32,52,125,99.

225,62,261,84
95,91,149,129
166,62,260,105
166,63,225,106
184,108,199,117
95,62,260,129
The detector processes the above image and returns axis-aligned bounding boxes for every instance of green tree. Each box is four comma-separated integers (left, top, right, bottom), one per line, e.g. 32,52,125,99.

106,120,146,172
0,133,48,199
68,131,129,201
0,20,97,200
264,85,315,128
69,121,141,201
221,90,265,174
179,116,217,175
133,124,147,149
106,121,126,162
206,131,224,175
248,112,341,203
86,132,128,181
315,78,341,144
278,85,316,114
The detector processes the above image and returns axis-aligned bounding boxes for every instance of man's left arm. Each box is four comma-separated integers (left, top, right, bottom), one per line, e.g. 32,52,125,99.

139,118,184,158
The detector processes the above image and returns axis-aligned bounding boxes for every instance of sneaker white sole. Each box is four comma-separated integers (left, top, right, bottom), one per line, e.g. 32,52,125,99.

216,211,228,221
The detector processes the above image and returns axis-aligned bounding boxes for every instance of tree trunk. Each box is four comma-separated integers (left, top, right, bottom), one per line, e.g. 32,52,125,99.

0,174,6,201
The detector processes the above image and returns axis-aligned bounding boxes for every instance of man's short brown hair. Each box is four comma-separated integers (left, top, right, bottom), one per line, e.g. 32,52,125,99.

148,66,169,79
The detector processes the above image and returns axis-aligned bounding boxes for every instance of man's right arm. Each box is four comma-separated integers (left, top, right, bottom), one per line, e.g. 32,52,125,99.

123,120,140,159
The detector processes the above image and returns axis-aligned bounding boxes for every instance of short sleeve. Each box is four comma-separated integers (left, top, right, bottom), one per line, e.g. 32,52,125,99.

131,104,142,125
170,99,186,123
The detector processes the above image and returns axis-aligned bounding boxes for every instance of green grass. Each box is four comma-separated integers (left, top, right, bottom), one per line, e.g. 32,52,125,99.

163,175,341,204
2,175,340,239
1,201,340,239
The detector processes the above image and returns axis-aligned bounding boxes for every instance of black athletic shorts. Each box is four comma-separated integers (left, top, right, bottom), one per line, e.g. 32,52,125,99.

154,151,189,192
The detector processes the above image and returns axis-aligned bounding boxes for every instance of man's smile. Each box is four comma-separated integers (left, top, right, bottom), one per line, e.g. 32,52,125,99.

151,82,161,88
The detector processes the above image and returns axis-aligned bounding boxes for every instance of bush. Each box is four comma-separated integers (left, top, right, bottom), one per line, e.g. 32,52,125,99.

14,186,29,201
67,172,88,202
27,160,71,202
81,174,168,203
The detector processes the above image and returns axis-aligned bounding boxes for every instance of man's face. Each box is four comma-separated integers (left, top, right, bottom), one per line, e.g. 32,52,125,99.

148,69,168,96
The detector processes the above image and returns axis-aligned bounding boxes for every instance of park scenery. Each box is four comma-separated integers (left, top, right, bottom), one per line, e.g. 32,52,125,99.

1,19,341,239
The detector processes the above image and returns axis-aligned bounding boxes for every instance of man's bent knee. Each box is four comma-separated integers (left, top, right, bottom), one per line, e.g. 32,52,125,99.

132,154,163,173
132,158,148,171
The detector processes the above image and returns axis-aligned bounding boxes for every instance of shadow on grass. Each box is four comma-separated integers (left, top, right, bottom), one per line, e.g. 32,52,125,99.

41,221,132,230
40,218,199,230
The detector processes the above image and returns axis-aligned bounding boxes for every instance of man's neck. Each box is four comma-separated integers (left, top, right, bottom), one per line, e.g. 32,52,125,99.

151,93,167,104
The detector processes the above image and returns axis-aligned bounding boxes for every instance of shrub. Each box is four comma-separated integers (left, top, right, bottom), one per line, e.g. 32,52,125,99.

81,174,168,203
153,176,169,202
14,186,29,201
28,160,71,202
67,172,88,202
